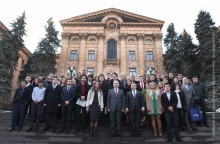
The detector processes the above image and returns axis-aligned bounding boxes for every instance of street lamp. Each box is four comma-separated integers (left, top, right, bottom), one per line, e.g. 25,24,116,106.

67,67,75,77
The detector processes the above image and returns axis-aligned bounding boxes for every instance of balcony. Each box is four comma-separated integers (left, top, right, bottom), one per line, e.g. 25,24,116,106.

104,58,120,66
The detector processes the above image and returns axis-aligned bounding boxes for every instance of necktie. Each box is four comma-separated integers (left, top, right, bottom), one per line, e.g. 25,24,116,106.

53,84,56,89
67,86,70,91
115,89,118,97
141,83,143,89
133,90,136,98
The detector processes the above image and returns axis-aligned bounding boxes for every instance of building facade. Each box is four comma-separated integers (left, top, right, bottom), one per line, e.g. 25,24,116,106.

57,8,164,77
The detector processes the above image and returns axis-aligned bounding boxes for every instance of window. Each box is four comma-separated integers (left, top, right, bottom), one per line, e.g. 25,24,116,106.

70,50,77,60
87,68,94,75
107,39,117,59
129,51,136,60
128,38,135,42
144,39,153,43
146,51,153,61
72,38,80,43
88,50,95,60
129,68,136,77
89,38,96,42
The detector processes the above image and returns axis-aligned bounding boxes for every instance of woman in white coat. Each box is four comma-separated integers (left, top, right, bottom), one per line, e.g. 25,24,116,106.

86,81,104,137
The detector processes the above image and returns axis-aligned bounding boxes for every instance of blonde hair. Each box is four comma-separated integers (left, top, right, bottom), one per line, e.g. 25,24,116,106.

147,82,160,100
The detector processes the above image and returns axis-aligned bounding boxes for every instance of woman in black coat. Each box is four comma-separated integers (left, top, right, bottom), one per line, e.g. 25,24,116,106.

174,84,187,131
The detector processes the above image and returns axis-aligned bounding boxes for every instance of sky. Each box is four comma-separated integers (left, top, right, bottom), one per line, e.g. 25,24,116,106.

0,0,219,53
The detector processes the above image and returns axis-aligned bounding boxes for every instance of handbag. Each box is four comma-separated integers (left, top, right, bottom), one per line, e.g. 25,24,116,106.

188,106,203,122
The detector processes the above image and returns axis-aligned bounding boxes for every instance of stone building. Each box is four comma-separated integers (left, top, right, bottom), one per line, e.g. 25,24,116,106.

0,21,31,102
57,8,164,77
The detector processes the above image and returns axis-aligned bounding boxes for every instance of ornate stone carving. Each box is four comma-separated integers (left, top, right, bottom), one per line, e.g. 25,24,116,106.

79,33,88,39
153,33,163,39
119,33,127,39
61,32,70,40
137,33,145,39
96,33,105,39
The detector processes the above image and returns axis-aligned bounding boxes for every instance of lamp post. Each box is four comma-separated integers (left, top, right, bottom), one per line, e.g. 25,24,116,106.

68,67,75,78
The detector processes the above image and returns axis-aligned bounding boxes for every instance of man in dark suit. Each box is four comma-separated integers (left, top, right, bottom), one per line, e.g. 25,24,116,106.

161,83,183,142
126,82,145,137
42,77,62,132
74,74,90,133
60,79,75,133
136,75,146,91
8,80,30,131
107,80,125,137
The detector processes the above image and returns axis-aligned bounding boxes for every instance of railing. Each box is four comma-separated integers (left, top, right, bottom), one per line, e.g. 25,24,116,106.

104,58,120,66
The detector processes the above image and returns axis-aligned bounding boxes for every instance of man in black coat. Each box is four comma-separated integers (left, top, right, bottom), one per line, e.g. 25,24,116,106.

192,76,209,127
126,82,145,137
74,74,90,132
8,80,30,131
161,83,183,142
42,77,62,132
60,79,75,133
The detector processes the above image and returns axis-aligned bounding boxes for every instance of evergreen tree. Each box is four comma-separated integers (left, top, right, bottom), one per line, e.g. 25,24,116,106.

18,55,34,81
176,29,197,77
163,23,178,73
0,12,26,102
19,18,60,77
194,10,220,103
194,10,215,80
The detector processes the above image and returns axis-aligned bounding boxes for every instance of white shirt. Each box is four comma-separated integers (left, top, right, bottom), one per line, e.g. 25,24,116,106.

32,87,46,102
175,90,182,108
166,92,171,101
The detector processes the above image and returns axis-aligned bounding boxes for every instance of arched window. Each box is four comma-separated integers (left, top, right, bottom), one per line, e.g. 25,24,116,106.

89,38,96,42
107,39,117,59
71,38,80,43
128,38,135,42
144,39,153,43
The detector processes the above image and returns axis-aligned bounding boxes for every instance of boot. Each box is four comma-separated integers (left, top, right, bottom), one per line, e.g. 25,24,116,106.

93,128,97,137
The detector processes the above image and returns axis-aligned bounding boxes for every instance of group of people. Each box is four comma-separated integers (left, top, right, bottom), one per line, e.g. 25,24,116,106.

8,70,209,142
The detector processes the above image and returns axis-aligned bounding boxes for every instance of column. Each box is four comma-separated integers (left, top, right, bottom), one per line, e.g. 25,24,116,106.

96,33,105,75
78,33,87,73
137,33,145,76
119,33,127,75
59,32,70,75
153,33,163,74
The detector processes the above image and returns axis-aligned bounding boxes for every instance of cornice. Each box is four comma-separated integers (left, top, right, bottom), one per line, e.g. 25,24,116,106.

61,22,163,28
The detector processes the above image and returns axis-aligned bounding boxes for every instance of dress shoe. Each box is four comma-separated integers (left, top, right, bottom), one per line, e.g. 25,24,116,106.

204,124,209,127
17,128,22,131
192,127,198,131
166,139,172,142
111,133,116,137
75,129,80,133
117,132,121,137
35,127,39,131
41,128,49,132
8,128,15,131
52,128,56,133
26,128,33,132
66,129,70,134
59,128,65,133
176,138,183,142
